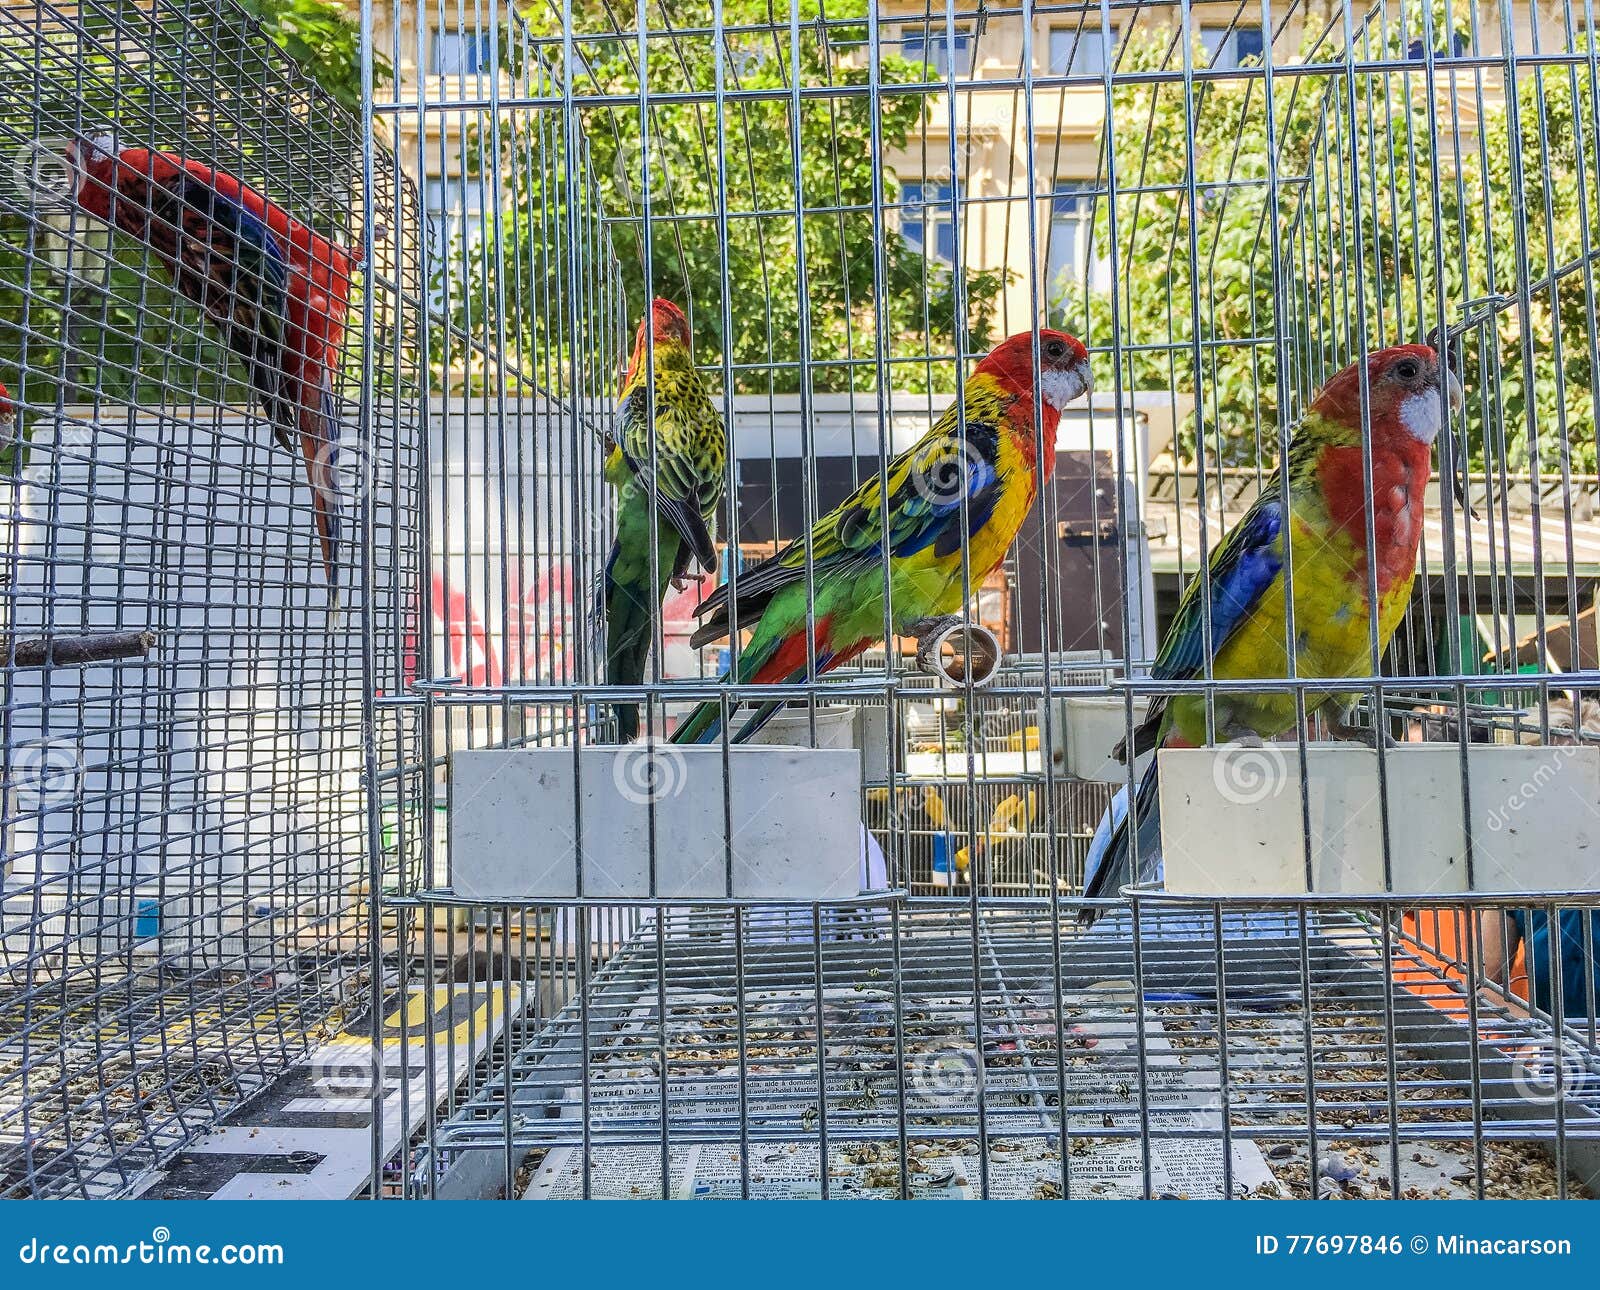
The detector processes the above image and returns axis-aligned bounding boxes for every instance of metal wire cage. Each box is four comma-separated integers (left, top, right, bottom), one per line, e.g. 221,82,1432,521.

362,0,1600,1202
7,0,1600,1203
0,1,422,1197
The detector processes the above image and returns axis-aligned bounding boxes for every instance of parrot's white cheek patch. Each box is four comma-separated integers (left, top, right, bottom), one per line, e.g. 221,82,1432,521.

1398,390,1443,444
1040,362,1091,411
76,134,116,170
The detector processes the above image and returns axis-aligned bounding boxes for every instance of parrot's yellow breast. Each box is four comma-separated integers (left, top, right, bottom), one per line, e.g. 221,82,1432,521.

1177,510,1413,741
895,419,1038,617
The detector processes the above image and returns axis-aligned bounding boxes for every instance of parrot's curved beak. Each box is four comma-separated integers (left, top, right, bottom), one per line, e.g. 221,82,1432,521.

1043,355,1092,411
1069,354,1092,403
1444,369,1464,415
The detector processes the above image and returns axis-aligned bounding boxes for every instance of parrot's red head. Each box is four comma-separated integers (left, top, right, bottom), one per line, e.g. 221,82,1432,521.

0,381,13,445
1309,344,1463,446
973,328,1091,478
623,298,694,390
64,134,124,220
977,329,1091,409
1308,344,1466,595
645,297,692,348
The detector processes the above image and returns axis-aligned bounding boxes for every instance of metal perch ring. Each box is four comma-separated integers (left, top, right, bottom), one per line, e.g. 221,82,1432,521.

913,617,1001,688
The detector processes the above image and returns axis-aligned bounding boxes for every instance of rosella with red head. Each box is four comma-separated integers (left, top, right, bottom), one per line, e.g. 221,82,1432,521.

67,134,355,607
1082,344,1464,922
604,298,728,740
0,382,13,450
673,327,1091,745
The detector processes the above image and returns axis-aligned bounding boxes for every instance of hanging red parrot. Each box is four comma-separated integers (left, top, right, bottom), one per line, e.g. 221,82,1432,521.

67,136,355,606
673,328,1091,745
0,381,14,450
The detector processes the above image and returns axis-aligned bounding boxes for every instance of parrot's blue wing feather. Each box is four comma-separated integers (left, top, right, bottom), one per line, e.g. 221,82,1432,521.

691,417,1003,647
156,174,293,437
892,449,1002,560
1152,494,1284,680
1082,490,1284,928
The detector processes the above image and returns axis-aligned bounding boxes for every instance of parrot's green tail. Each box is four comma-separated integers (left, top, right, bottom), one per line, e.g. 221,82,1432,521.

603,499,679,742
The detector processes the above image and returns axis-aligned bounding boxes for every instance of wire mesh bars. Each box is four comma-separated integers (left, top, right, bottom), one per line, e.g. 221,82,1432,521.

5,0,1600,1202
0,1,421,1197
366,0,1600,1201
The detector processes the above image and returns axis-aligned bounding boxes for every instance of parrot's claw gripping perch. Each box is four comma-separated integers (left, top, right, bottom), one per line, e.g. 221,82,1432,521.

909,615,962,668
1323,710,1398,749
1219,727,1266,749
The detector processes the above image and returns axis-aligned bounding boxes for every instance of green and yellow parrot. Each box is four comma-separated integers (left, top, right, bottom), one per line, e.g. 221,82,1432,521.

672,328,1092,745
1081,344,1464,922
604,298,727,741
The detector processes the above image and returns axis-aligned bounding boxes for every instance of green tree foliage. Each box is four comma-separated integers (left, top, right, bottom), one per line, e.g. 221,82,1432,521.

438,0,1007,395
238,0,387,111
1053,10,1598,474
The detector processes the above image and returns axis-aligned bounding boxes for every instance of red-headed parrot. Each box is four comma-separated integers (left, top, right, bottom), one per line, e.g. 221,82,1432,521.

1081,344,1464,922
67,137,355,606
604,298,727,741
673,328,1091,745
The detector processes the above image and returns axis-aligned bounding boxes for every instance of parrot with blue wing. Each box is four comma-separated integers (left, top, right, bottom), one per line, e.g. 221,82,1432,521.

1080,344,1464,923
68,137,355,606
672,328,1091,746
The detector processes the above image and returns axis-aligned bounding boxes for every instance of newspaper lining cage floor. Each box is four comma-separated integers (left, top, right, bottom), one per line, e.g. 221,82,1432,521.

0,1,423,1198
410,904,1600,1200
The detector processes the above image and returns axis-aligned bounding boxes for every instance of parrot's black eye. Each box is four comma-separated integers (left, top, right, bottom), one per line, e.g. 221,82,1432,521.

1393,358,1421,382
1046,340,1065,359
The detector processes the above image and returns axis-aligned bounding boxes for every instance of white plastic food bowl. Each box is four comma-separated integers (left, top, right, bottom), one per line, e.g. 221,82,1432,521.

447,744,864,901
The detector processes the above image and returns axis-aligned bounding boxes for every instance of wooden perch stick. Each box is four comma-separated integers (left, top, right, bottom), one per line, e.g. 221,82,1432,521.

3,630,156,668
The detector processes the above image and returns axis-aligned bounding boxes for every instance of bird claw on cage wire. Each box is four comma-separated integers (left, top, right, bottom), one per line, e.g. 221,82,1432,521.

1322,709,1400,750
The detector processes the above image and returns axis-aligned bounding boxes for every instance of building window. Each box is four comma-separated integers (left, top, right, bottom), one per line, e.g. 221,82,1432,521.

898,25,977,76
425,178,488,283
1047,182,1098,311
1199,24,1265,69
433,29,495,75
900,182,957,265
1407,32,1471,58
1048,25,1120,75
